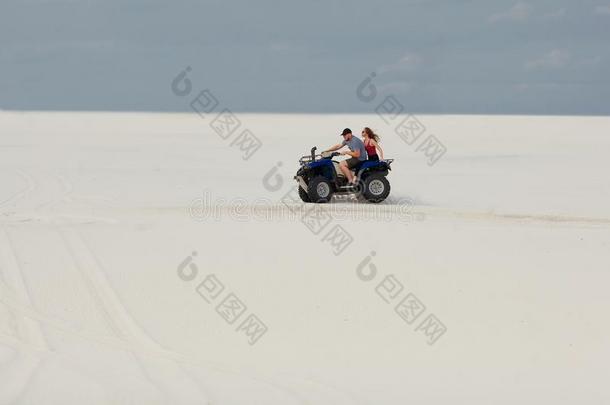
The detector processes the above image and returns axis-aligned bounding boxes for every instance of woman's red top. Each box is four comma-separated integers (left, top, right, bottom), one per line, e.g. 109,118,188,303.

365,140,377,156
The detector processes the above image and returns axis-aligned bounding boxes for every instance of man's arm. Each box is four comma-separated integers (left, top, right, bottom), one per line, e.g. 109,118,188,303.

341,149,360,158
323,144,344,153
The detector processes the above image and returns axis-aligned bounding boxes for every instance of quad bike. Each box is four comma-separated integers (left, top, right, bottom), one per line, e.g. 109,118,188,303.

294,147,394,203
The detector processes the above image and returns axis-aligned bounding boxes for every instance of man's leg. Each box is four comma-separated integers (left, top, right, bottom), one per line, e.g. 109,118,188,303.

339,161,354,184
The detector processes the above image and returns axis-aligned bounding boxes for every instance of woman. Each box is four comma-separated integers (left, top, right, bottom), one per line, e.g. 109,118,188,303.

362,127,384,161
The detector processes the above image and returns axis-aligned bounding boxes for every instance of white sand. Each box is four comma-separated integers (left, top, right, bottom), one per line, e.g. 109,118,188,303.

1,111,609,404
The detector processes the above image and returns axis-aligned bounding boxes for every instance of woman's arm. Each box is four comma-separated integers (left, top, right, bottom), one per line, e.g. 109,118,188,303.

372,140,384,160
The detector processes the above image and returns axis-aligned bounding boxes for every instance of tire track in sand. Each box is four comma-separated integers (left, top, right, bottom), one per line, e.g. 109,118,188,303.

0,170,36,210
59,228,187,403
0,227,49,404
58,228,317,405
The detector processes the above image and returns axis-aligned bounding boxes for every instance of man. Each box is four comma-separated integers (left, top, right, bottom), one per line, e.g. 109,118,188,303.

323,128,368,184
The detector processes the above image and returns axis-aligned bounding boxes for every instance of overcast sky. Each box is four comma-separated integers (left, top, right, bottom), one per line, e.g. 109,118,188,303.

1,0,609,114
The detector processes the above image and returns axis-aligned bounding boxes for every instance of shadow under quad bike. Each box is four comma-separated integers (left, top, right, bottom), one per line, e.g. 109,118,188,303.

294,147,394,203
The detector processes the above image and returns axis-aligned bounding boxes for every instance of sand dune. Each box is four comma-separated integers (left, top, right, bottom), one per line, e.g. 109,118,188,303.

1,111,609,404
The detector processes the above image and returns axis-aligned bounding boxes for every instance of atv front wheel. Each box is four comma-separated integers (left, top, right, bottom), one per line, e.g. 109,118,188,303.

298,186,311,202
362,174,390,203
308,176,333,203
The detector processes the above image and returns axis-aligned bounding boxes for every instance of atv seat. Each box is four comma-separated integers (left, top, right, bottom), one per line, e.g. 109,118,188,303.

358,161,378,171
355,159,392,178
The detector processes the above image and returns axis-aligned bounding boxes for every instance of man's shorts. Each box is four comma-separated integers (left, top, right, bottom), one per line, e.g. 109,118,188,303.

346,157,362,169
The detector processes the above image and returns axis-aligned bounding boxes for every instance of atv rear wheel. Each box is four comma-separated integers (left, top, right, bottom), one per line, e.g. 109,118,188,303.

308,176,333,203
362,174,390,203
298,186,311,202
